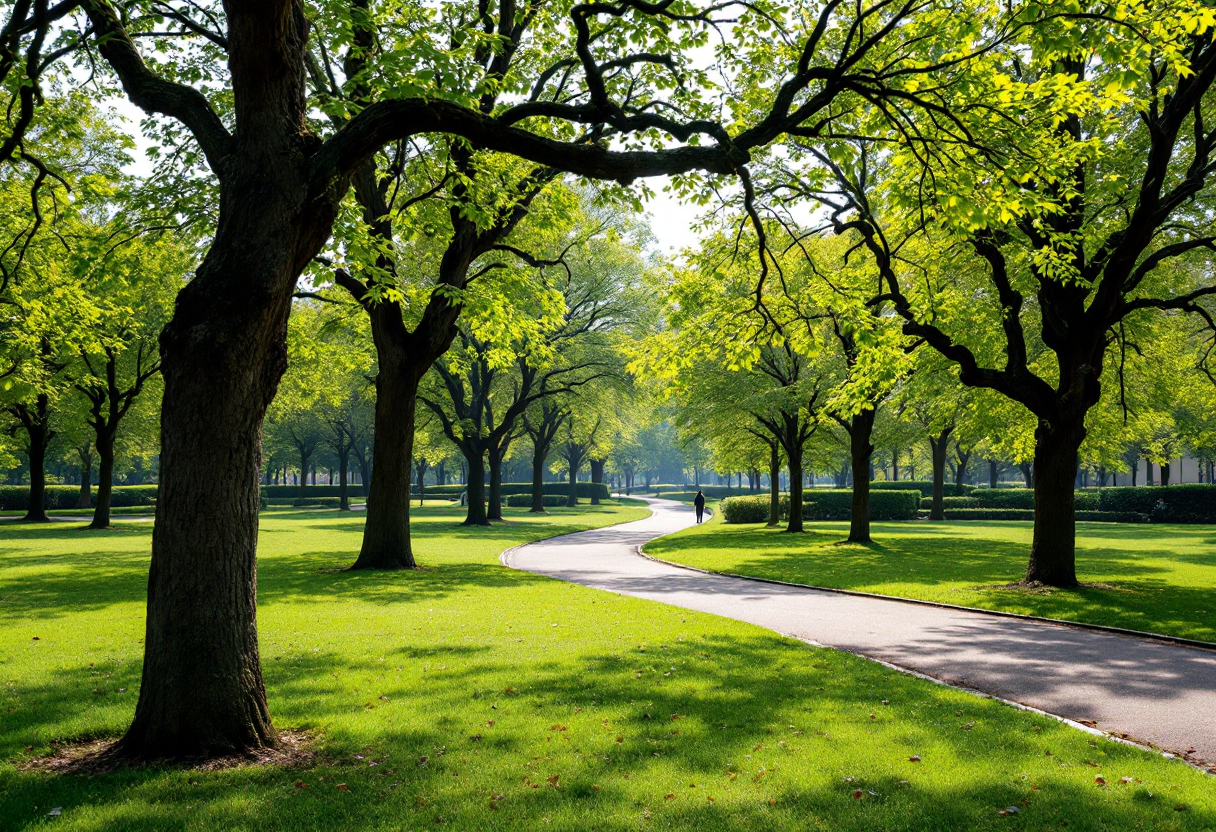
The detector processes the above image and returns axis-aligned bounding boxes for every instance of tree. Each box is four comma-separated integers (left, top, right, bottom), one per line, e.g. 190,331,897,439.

805,11,1216,585
72,225,182,528
15,0,1031,759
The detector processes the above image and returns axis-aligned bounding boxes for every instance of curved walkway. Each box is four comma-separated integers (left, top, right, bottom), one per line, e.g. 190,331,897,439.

505,497,1216,770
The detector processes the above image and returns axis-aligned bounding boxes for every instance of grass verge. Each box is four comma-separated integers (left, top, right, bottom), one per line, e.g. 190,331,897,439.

1,501,1213,831
644,513,1216,643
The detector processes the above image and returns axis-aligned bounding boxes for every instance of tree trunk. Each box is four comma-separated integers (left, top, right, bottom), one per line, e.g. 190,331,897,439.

768,445,778,523
786,443,804,533
955,448,972,486
77,449,93,509
338,447,350,511
1161,460,1172,487
112,105,335,755
487,445,504,521
1019,462,1033,488
589,458,605,505
566,461,579,507
89,432,117,529
530,441,547,512
464,451,490,525
928,427,953,522
891,447,899,481
848,409,876,543
351,361,420,569
1024,417,1084,588
988,459,999,488
19,394,53,522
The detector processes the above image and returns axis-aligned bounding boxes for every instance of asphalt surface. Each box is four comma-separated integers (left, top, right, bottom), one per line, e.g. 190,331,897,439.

505,497,1216,770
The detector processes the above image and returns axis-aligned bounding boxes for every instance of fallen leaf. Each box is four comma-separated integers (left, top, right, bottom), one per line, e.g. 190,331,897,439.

31,636,39,641
294,781,307,789
336,783,349,791
615,736,623,743
869,713,876,719
592,786,600,792
547,774,560,788
1095,777,1106,786
486,720,495,727
998,806,1019,816
665,793,675,800
706,795,715,802
1120,777,1134,784
909,755,921,762
379,695,389,702
852,790,863,799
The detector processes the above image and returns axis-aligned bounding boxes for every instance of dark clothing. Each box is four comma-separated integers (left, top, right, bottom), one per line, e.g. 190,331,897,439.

694,493,705,523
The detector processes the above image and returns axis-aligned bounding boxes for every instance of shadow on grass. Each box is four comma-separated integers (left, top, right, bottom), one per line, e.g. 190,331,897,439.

3,633,1212,832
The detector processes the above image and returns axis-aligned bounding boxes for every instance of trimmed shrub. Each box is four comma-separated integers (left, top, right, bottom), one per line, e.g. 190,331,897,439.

941,508,1035,521
870,480,973,497
292,498,341,508
721,495,773,523
0,484,158,511
262,484,364,498
1093,485,1216,522
419,482,611,500
654,485,749,500
1078,511,1150,523
964,488,1037,510
504,494,569,508
805,489,921,521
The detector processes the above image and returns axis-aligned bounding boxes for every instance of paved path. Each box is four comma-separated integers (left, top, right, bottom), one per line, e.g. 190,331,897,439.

505,498,1216,770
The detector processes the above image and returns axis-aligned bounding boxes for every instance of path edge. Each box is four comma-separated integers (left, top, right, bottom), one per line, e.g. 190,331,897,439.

636,545,1216,654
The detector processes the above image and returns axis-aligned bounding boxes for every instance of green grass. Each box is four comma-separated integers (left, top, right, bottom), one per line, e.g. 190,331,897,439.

0,502,1213,831
644,514,1216,643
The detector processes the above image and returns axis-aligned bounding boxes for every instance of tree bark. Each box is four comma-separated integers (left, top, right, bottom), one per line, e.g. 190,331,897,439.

928,426,953,522
989,459,999,488
89,431,116,529
848,408,876,543
530,441,547,512
566,462,579,507
589,458,605,504
786,442,804,533
16,394,54,523
465,451,489,525
487,445,504,520
351,351,421,569
1024,417,1085,587
1161,460,1172,487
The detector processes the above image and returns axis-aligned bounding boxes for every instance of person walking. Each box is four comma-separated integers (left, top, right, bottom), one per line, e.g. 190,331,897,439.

693,490,706,524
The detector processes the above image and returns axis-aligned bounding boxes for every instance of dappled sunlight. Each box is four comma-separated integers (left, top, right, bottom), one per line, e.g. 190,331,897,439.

2,505,1214,831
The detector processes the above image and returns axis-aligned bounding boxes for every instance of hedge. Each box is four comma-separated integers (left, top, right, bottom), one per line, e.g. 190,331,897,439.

261,484,365,498
0,484,159,511
1088,485,1216,522
418,482,611,500
721,489,920,523
504,494,568,508
939,508,1150,523
653,485,750,500
871,480,973,497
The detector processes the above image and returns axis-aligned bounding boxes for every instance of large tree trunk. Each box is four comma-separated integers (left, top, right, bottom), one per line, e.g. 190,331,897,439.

1161,460,1172,487
19,394,53,522
848,409,876,543
487,445,504,521
1024,417,1085,588
464,451,489,525
89,431,116,529
891,448,899,481
352,359,421,568
589,458,605,505
989,459,999,488
928,426,953,522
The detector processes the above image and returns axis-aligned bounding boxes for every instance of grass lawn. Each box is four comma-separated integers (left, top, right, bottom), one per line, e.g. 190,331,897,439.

1,501,1213,831
644,513,1216,643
